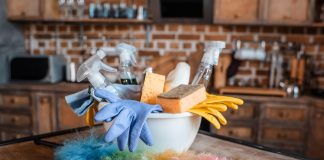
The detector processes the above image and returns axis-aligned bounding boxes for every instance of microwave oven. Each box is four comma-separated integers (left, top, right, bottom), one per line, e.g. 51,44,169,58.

1,55,65,83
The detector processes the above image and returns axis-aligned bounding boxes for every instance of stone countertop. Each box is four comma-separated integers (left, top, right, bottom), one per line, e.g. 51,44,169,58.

0,126,305,160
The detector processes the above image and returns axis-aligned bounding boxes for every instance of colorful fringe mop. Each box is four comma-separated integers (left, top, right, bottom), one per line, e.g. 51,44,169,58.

55,132,227,160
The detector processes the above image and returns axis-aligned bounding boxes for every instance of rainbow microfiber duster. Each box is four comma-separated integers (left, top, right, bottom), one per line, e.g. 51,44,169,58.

55,133,227,160
55,131,118,160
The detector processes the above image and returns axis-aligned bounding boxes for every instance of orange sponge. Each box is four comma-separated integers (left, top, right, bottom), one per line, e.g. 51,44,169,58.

156,84,206,113
140,72,166,104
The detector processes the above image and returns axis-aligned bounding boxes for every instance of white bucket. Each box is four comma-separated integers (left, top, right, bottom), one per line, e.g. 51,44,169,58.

99,103,201,152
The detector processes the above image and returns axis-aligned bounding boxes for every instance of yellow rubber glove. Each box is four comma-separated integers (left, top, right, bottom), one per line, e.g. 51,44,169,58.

85,101,99,127
194,103,227,112
206,93,244,105
189,93,244,130
189,108,221,129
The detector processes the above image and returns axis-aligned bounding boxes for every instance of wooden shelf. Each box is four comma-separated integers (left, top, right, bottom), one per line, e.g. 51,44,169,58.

8,17,152,24
8,17,324,27
219,87,287,97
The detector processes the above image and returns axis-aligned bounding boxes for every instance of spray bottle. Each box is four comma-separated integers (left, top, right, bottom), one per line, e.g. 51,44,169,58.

94,43,138,85
116,43,138,85
191,41,225,88
76,49,120,96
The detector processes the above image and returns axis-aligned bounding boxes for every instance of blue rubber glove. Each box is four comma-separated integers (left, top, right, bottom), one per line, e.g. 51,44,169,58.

94,89,162,152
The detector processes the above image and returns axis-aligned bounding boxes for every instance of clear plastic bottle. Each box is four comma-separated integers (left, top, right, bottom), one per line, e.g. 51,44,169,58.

191,41,225,88
116,43,138,85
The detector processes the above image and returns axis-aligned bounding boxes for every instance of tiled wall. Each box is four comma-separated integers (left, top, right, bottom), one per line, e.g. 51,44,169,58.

22,23,324,89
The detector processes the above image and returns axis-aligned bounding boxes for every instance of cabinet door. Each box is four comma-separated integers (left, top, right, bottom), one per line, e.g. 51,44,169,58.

214,0,260,23
307,106,324,159
263,0,311,23
7,0,42,19
34,94,56,134
57,95,87,130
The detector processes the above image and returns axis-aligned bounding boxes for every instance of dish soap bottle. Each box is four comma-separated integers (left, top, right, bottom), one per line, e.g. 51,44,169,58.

116,43,138,85
191,41,225,88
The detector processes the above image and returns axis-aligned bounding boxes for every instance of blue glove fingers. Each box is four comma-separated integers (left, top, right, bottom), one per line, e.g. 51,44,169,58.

129,119,146,152
150,104,163,113
117,127,130,151
94,102,123,122
105,109,134,143
94,89,121,103
139,122,153,146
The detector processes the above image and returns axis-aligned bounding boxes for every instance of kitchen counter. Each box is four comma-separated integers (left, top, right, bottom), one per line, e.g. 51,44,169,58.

0,82,322,104
0,126,306,160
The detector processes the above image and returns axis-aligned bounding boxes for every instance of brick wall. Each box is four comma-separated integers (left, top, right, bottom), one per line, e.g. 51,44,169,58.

22,23,324,89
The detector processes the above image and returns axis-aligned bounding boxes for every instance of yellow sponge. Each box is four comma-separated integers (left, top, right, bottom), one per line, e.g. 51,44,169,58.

140,73,166,104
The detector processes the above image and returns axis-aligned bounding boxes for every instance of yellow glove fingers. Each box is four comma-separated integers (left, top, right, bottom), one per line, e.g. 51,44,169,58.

205,93,244,105
222,102,239,110
193,103,227,112
207,108,227,125
189,109,221,129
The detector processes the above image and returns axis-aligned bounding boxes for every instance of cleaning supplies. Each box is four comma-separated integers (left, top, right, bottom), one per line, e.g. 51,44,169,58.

94,89,163,152
191,41,225,88
76,48,118,93
164,62,190,92
140,72,166,104
188,93,244,129
99,43,138,85
116,43,138,85
156,85,206,113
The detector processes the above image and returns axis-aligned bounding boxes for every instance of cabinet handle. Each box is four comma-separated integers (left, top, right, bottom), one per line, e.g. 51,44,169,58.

315,113,323,119
9,98,16,104
228,130,234,135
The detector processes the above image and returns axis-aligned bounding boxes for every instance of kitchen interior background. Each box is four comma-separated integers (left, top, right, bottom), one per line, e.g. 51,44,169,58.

1,0,324,159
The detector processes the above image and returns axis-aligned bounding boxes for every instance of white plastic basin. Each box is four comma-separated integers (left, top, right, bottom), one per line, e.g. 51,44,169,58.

100,102,201,152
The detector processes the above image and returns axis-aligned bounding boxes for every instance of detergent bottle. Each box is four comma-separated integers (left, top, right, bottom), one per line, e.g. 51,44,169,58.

191,41,225,88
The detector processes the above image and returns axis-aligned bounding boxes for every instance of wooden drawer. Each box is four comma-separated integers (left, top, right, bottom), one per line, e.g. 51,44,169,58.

1,94,31,107
1,132,31,141
261,127,304,143
0,113,31,127
263,104,306,122
224,102,256,120
263,142,304,154
211,125,254,141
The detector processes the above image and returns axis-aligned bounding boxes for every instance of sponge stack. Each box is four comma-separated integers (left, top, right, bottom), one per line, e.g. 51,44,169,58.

157,84,206,113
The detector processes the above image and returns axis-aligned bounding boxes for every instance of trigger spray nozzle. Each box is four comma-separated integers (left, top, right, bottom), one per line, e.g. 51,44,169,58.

116,43,137,66
76,49,117,89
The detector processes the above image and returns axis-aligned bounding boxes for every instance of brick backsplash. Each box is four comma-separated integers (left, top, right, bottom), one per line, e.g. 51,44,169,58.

22,24,324,89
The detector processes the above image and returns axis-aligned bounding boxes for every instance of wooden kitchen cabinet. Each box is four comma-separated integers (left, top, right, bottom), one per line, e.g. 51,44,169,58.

57,95,87,130
307,101,324,160
213,0,260,23
7,0,42,20
34,93,57,134
7,0,61,20
262,0,312,23
0,83,88,141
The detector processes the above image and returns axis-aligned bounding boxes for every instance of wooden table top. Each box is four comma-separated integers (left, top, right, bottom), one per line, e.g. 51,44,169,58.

0,126,304,160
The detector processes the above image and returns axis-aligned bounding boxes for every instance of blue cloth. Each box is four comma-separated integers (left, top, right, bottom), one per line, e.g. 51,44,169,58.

65,89,94,116
94,89,162,152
